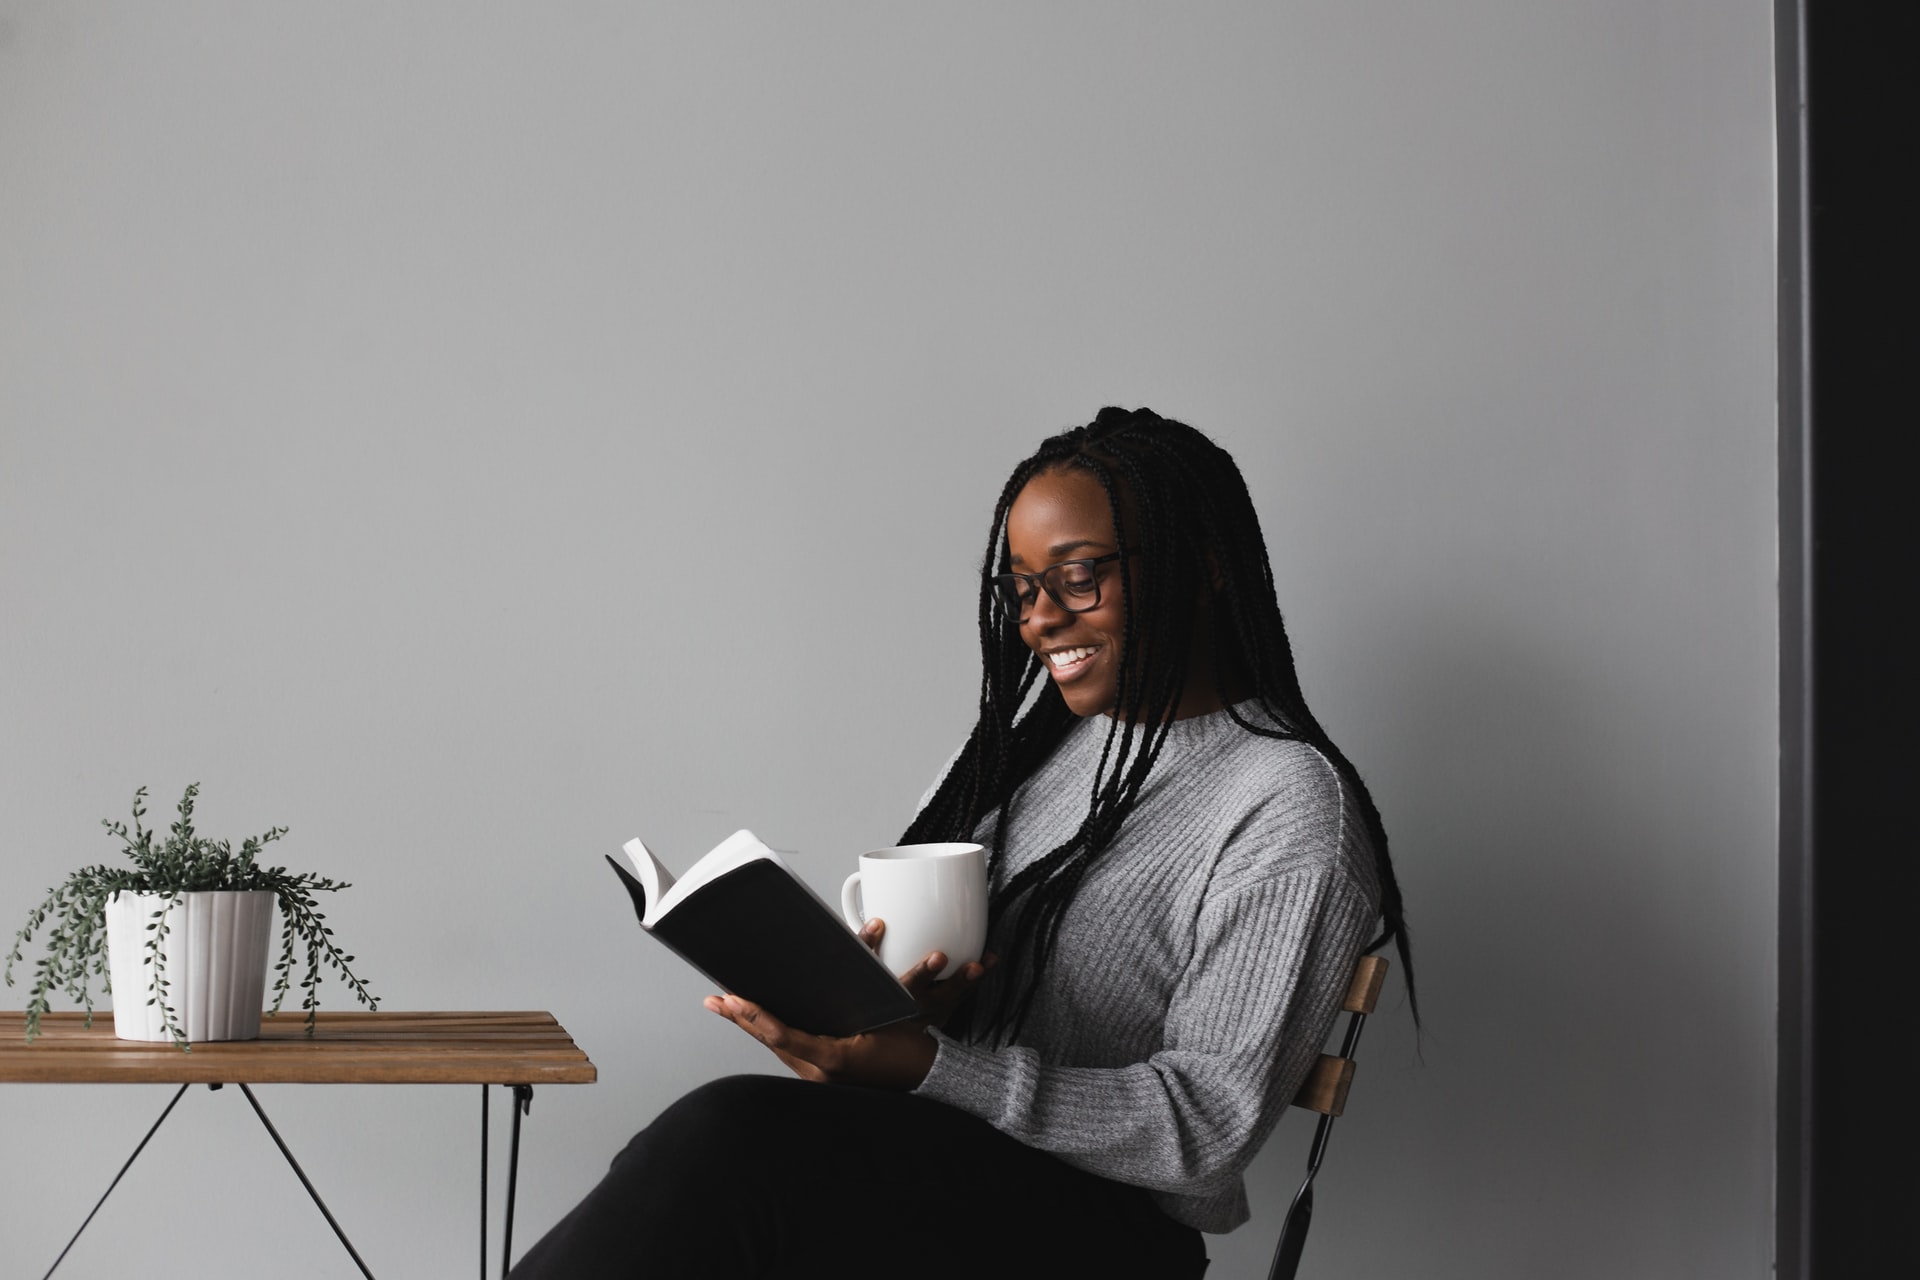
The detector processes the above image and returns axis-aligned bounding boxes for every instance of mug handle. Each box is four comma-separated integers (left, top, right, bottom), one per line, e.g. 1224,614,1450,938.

840,872,865,933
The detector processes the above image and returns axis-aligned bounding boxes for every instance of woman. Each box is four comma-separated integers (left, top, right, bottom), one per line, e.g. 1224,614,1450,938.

512,407,1415,1279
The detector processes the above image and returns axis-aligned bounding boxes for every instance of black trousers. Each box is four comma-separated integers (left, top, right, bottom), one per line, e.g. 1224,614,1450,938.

508,1075,1208,1279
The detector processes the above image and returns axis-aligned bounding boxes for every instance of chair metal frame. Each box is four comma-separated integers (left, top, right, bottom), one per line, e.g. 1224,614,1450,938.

1264,953,1389,1280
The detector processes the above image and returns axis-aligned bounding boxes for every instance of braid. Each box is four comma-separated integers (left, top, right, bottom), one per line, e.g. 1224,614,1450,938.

902,407,1420,1039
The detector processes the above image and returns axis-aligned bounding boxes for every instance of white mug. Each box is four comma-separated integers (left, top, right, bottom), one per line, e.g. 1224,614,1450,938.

841,843,988,980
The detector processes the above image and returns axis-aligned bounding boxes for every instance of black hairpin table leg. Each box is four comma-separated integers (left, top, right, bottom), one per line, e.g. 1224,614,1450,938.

41,1082,192,1279
500,1084,533,1279
482,1083,535,1279
481,1085,491,1280
238,1083,377,1279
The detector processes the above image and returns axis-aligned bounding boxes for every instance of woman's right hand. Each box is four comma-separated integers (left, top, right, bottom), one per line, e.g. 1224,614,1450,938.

858,918,996,1029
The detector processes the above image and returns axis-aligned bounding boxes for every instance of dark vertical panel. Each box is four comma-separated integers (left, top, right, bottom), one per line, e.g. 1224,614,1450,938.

1797,2,1920,1274
1774,1,1809,1274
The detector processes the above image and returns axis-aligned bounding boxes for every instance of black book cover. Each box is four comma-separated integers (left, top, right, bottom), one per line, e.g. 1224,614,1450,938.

606,855,919,1038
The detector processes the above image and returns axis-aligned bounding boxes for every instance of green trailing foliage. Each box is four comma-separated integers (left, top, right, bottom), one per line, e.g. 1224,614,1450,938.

4,784,377,1050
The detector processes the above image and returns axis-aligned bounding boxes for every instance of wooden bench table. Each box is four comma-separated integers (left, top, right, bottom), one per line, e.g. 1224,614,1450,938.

0,1010,596,1279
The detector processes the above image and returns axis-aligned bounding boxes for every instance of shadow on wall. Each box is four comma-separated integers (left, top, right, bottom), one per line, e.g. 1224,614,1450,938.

1227,596,1773,1277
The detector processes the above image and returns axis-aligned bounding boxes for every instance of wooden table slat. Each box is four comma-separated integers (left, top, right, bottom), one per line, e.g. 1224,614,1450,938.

0,1011,597,1086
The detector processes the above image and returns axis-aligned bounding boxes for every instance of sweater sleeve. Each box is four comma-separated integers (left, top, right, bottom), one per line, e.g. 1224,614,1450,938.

912,855,1378,1196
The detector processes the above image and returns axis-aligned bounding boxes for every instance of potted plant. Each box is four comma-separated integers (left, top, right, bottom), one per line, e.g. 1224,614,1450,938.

5,784,376,1050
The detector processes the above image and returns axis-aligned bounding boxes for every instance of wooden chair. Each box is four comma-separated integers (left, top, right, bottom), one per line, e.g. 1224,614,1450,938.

1264,953,1390,1280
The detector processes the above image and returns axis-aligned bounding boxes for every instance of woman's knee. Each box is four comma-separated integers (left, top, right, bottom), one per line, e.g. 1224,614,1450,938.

510,1078,803,1279
611,1074,804,1177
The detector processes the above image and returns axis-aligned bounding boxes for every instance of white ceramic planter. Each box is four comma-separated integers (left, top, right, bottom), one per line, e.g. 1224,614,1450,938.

105,890,275,1043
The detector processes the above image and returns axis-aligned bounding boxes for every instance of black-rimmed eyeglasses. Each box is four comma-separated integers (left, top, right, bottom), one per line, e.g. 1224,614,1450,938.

990,552,1124,619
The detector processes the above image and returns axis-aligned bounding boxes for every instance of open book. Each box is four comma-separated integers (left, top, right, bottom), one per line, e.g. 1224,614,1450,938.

606,830,920,1037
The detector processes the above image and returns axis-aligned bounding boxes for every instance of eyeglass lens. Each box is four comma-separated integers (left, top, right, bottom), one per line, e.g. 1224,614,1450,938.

995,561,1103,616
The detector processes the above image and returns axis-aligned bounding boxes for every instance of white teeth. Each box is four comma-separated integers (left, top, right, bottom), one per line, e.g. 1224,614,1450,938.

1049,647,1096,669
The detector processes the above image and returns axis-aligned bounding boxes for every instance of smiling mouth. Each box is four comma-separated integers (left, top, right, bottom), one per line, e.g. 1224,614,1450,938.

1046,645,1100,678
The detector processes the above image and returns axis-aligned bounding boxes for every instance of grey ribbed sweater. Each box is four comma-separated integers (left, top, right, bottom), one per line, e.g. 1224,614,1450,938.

911,703,1381,1233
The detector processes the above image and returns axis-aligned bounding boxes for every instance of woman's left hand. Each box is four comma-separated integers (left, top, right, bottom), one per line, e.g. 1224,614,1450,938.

703,949,987,1089
703,993,937,1088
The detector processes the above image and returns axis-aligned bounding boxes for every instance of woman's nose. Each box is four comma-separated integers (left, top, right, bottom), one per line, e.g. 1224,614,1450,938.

1024,587,1070,633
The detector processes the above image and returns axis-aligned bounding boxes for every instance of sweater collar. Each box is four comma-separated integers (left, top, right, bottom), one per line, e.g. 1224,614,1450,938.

1070,699,1275,755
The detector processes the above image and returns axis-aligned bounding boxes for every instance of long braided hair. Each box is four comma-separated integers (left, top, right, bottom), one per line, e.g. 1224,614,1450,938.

899,407,1417,1042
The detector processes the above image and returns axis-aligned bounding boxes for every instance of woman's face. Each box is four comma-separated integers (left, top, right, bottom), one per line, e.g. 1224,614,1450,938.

1003,467,1128,717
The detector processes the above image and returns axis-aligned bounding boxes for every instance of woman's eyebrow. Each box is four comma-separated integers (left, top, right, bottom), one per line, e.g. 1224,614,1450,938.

1009,537,1108,567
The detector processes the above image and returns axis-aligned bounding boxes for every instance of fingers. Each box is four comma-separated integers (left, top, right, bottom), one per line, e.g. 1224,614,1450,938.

940,955,994,998
947,958,989,983
705,993,783,1045
706,994,803,1072
765,1040,824,1082
859,918,885,954
699,994,933,1089
704,994,838,1081
903,950,997,994
901,951,998,1027
900,952,950,995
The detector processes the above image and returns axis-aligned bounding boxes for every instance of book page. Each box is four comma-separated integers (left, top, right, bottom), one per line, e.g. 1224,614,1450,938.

619,838,677,928
655,829,780,920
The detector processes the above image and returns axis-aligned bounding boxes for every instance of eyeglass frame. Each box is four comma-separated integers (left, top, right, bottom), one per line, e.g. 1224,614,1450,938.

990,551,1126,619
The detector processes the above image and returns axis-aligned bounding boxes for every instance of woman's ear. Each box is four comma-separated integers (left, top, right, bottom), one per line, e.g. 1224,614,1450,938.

1203,549,1226,593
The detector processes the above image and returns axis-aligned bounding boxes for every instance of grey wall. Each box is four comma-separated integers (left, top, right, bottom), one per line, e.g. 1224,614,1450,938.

0,5,1778,1277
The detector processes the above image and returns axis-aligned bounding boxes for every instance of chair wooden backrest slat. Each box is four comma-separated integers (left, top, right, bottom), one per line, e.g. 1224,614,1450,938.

1343,953,1388,1015
1292,1053,1356,1117
1287,954,1387,1117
